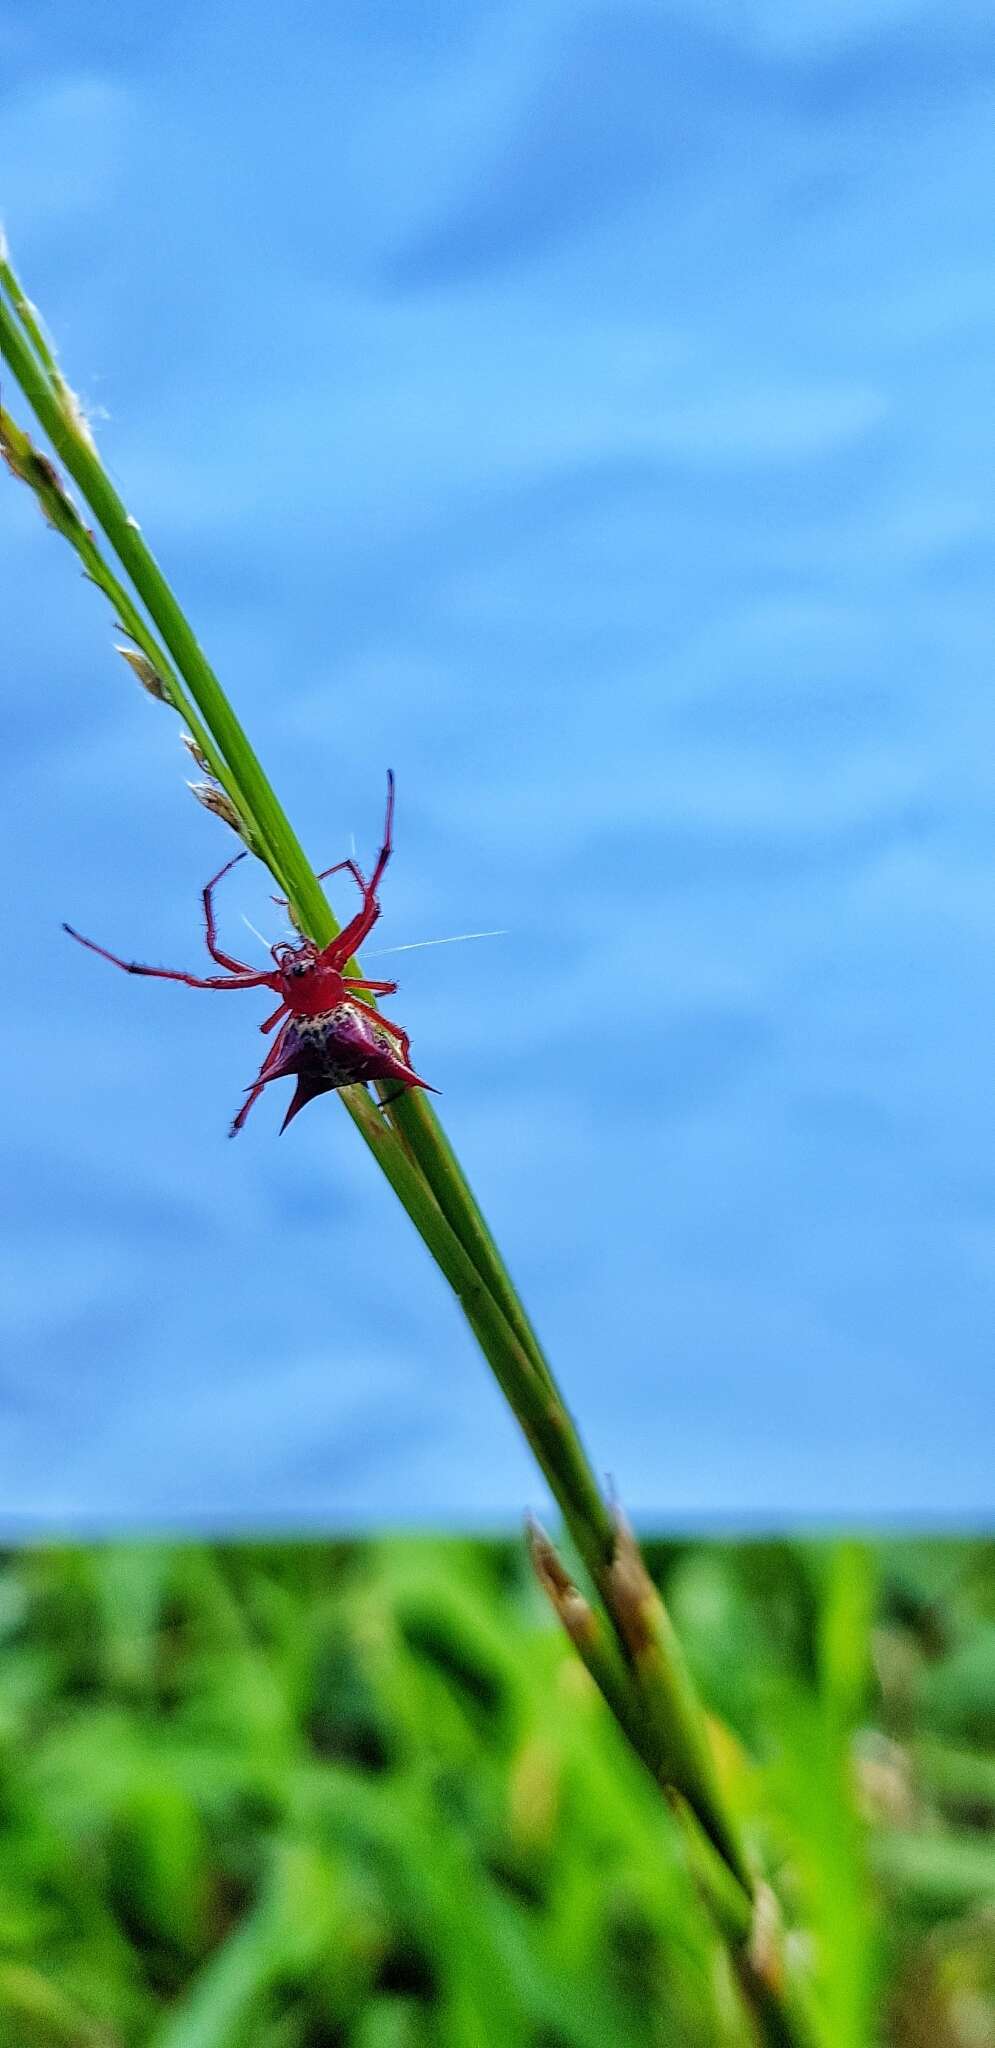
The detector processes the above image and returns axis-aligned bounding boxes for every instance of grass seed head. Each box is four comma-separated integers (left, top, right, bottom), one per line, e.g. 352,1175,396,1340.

117,644,171,703
187,779,245,837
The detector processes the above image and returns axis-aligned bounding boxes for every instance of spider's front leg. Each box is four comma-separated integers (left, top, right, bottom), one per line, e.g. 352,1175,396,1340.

316,856,368,892
323,770,395,968
201,850,255,973
63,923,277,993
270,856,367,926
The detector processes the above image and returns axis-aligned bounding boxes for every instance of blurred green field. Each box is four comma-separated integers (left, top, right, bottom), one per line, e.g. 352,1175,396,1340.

1,1536,993,2047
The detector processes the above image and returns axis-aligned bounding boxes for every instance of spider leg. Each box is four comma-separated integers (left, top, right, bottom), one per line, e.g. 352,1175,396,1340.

63,924,277,992
341,975,399,995
269,857,367,918
202,850,254,972
260,1000,289,1034
228,1028,290,1136
229,1077,269,1136
323,770,395,968
316,857,368,892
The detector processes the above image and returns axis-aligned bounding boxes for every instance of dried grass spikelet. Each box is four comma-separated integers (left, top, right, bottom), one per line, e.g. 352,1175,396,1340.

117,643,171,703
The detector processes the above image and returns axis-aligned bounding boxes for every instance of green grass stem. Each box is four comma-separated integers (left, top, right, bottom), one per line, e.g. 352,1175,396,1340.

1,238,823,2048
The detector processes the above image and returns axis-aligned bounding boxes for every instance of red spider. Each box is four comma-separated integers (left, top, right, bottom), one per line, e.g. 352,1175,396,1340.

63,771,436,1135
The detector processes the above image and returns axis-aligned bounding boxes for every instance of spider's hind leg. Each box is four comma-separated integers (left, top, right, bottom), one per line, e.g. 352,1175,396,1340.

228,1026,293,1136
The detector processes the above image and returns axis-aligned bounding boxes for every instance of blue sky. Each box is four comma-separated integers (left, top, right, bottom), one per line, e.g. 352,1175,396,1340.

2,0,995,1526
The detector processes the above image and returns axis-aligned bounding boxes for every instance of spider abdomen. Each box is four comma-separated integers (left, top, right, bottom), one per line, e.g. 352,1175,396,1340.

280,1004,403,1088
259,1000,429,1134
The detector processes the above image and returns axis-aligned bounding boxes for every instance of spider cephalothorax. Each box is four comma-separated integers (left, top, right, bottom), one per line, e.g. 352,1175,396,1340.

64,772,435,1135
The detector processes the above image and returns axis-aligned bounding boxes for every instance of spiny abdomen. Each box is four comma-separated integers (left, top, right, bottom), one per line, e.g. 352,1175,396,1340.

280,1004,407,1086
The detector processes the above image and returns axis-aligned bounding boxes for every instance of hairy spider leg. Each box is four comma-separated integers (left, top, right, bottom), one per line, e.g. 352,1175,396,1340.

260,1001,290,1034
323,770,395,968
62,923,277,992
278,771,394,963
341,975,399,995
316,856,367,891
229,1027,291,1137
229,1083,264,1136
201,849,253,973
269,857,366,923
